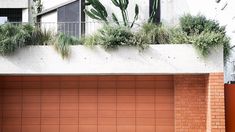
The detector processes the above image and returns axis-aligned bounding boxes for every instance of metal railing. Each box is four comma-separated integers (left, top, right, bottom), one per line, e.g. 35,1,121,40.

3,21,141,37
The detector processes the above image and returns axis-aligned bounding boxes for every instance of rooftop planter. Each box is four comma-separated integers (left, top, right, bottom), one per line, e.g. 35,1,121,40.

0,44,223,74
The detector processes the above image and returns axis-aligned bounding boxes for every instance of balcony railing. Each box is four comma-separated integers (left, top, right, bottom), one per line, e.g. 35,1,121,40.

4,21,141,37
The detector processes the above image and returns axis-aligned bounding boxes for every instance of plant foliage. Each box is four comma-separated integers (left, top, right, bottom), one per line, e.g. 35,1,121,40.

53,33,80,59
0,24,53,55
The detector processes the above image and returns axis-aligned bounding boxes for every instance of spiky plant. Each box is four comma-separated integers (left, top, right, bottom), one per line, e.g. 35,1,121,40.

111,0,139,27
84,0,108,24
54,33,80,59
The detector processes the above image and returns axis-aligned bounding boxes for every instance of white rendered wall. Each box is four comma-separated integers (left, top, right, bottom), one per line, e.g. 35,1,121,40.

0,45,223,75
40,11,58,33
0,0,28,8
41,0,69,10
22,9,29,22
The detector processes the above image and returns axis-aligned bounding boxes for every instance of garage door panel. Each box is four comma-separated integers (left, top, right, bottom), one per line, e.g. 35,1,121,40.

98,96,116,103
22,125,40,132
98,110,116,117
117,81,135,89
136,126,155,132
41,118,59,125
60,82,78,89
3,103,21,111
1,76,174,132
136,81,155,89
60,110,78,118
136,110,155,118
3,110,21,118
79,89,97,95
79,125,97,132
22,118,40,125
136,118,155,125
60,125,78,132
60,95,78,103
2,125,21,132
4,88,22,96
98,103,116,110
117,118,135,125
136,88,155,96
23,96,40,103
23,103,40,110
22,82,40,89
79,110,97,118
41,103,59,110
42,82,60,89
117,126,135,132
98,125,116,132
79,103,97,110
156,126,174,132
98,88,116,96
79,118,97,125
117,103,135,111
117,111,135,118
136,103,155,111
2,117,21,125
117,89,135,95
60,117,78,125
136,96,155,103
156,110,174,119
3,95,22,103
79,81,98,89
79,96,97,103
60,88,78,95
22,110,41,118
98,118,116,125
41,125,59,132
117,96,135,103
98,81,116,89
23,89,40,96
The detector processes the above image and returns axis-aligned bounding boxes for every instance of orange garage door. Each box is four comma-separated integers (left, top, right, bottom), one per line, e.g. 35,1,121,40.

0,76,174,132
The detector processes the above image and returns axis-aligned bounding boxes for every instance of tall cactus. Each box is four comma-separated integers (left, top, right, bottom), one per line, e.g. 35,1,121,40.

84,0,108,24
84,0,139,28
111,0,139,27
148,0,158,23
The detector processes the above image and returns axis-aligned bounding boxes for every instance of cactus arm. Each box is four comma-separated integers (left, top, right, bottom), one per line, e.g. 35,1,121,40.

131,4,139,28
112,13,120,25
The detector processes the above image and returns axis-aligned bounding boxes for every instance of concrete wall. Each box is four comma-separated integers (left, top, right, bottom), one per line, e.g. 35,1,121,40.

0,45,223,75
0,0,28,8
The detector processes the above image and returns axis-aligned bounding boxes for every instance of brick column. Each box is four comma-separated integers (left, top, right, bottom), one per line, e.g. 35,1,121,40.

174,75,207,132
207,73,225,132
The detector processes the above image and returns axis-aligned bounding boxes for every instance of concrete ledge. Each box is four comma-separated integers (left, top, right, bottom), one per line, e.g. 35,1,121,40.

0,44,223,75
0,0,28,8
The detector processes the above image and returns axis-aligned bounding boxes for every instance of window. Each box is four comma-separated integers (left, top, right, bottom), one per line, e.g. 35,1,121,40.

0,17,7,24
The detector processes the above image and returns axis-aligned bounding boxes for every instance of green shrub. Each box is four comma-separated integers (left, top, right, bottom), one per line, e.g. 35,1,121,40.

138,23,170,44
0,24,30,55
168,28,192,44
193,32,230,58
0,24,53,55
180,14,226,35
53,33,80,58
83,25,149,51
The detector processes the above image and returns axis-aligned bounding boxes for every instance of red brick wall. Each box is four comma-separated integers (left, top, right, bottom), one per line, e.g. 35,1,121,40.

174,73,225,132
174,75,207,132
207,73,225,132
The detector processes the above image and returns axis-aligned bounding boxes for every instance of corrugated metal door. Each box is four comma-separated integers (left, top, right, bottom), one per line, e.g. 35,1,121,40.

225,84,235,132
0,76,174,132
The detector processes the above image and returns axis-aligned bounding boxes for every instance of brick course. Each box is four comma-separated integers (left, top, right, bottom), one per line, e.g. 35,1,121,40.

174,73,225,132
